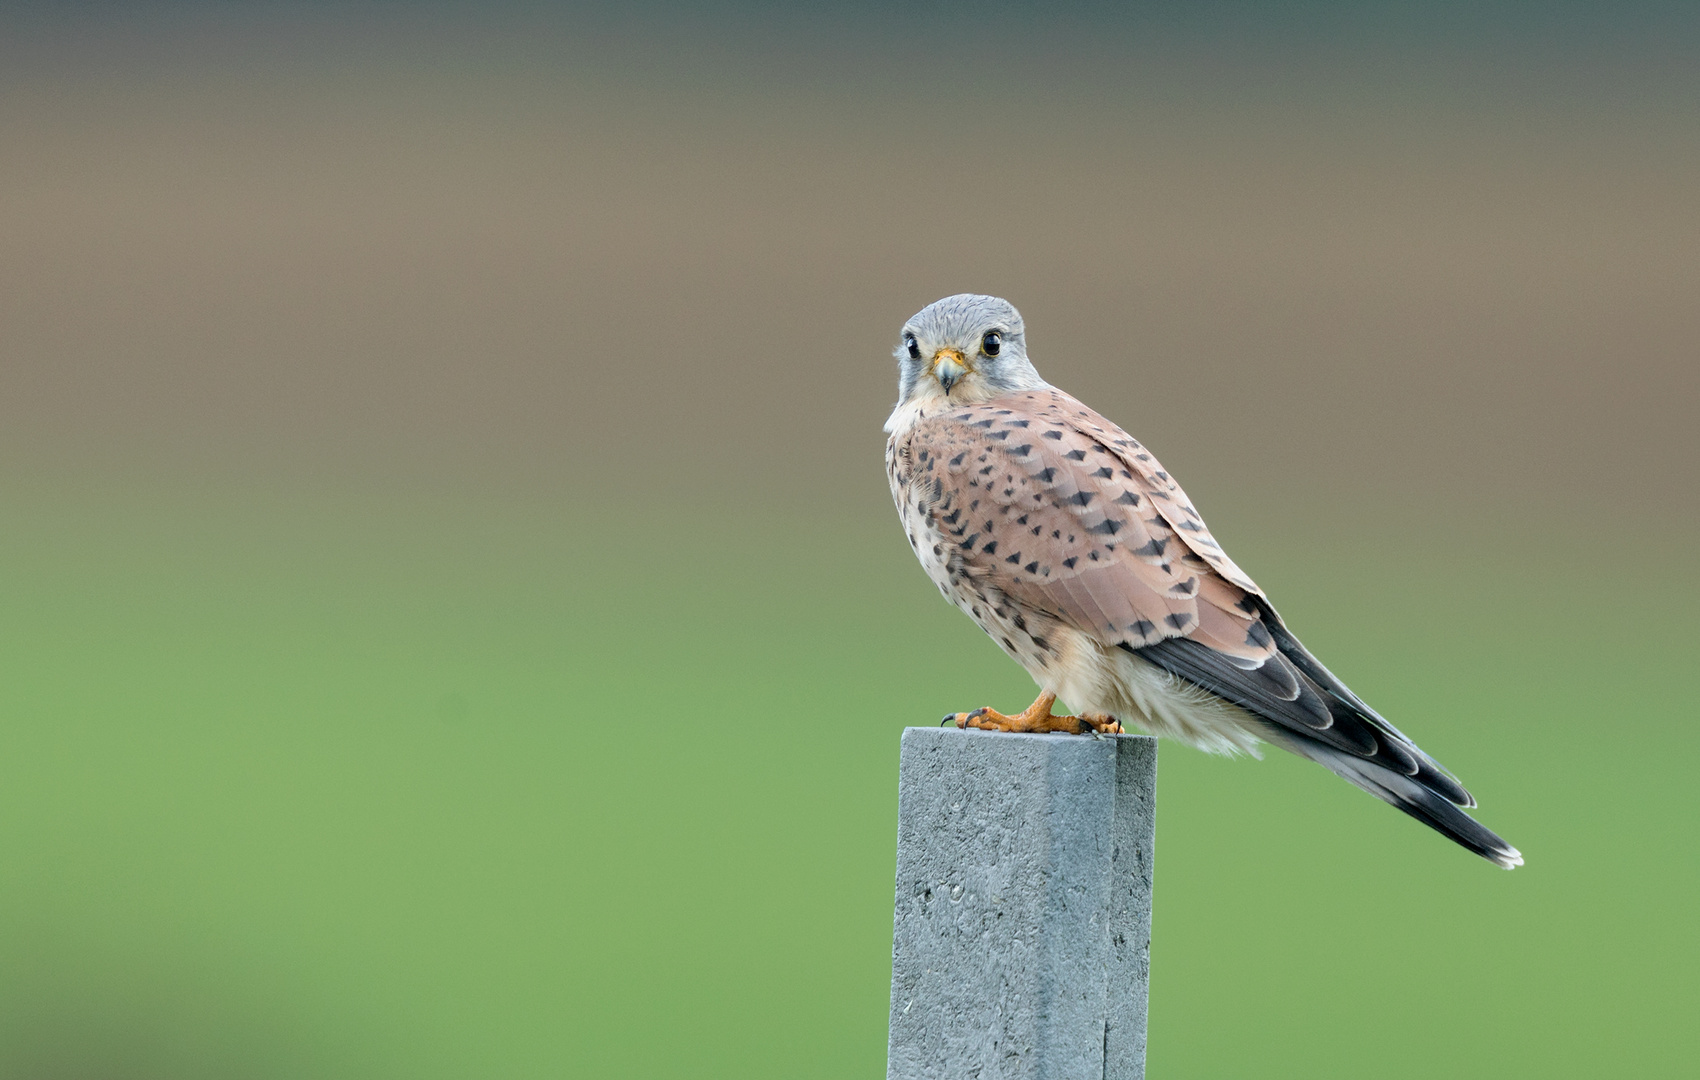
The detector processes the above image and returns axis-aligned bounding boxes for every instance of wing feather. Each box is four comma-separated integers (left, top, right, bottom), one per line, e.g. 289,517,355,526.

903,393,1266,661
890,385,1514,865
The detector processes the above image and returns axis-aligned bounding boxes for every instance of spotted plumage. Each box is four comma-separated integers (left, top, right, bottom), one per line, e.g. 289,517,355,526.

885,293,1521,868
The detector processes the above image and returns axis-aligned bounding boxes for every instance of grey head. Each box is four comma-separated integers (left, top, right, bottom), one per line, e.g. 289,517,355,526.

894,294,1047,407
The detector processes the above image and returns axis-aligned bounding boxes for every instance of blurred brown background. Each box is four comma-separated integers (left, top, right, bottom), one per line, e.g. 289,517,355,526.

4,3,1696,541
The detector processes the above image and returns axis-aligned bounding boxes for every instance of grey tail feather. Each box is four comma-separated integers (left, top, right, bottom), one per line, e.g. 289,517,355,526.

1125,613,1523,868
1259,725,1524,869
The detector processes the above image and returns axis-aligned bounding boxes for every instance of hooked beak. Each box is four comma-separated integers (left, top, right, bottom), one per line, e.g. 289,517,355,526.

932,348,969,393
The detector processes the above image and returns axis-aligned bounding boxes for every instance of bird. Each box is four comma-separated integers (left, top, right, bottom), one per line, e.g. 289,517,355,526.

884,293,1522,868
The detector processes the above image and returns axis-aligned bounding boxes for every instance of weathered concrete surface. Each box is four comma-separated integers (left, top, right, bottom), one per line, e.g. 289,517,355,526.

886,727,1157,1080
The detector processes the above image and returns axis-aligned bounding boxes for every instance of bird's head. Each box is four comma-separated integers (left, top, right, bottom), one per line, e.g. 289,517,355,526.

894,294,1045,407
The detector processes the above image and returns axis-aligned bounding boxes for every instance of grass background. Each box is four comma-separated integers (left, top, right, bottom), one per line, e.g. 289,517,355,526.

1,3,1696,1076
0,482,1692,1078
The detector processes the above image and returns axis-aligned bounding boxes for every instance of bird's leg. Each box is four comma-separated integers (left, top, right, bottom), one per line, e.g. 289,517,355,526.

949,691,1124,735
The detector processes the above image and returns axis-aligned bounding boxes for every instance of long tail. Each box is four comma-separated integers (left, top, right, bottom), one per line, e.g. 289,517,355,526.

1257,724,1523,869
1131,610,1524,869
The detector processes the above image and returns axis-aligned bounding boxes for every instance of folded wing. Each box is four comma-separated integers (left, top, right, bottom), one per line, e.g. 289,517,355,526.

902,388,1521,867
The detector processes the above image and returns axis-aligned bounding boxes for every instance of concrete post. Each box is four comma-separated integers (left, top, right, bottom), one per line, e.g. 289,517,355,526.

885,727,1157,1080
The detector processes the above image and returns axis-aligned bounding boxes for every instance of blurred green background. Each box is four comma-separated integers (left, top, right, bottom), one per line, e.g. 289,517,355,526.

1,3,1697,1077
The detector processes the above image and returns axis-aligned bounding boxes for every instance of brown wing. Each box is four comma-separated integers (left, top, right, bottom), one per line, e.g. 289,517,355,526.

904,391,1480,791
902,392,1273,662
1018,387,1263,595
899,388,1517,866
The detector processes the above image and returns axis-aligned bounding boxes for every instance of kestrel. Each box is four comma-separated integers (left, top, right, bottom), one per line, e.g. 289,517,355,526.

885,294,1521,868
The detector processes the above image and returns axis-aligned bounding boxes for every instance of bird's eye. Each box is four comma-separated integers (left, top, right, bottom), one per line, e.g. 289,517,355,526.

904,334,921,359
982,331,1002,357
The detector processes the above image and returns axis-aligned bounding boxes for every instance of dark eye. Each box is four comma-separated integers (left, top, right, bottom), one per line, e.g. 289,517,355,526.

904,334,921,359
982,331,1002,357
